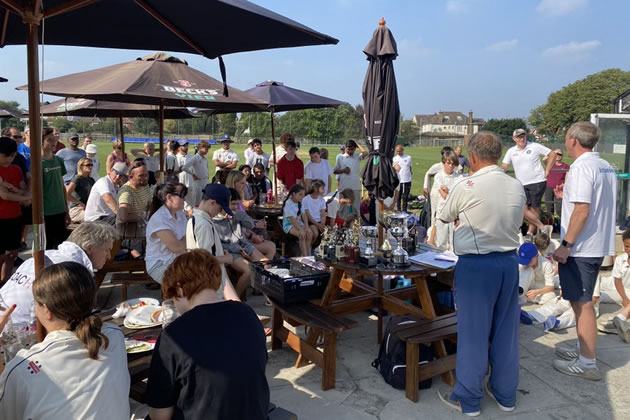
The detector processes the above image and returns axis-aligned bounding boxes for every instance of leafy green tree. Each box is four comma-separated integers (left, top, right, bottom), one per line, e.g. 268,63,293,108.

399,119,419,143
217,113,237,137
529,68,630,134
50,117,73,132
481,118,528,137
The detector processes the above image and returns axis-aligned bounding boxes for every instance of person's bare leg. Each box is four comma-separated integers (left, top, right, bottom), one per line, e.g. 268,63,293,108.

571,300,597,359
249,249,264,262
258,240,276,260
231,258,251,297
0,254,7,285
524,206,544,234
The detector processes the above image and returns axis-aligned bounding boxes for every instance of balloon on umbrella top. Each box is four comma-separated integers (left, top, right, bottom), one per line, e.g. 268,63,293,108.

361,19,401,201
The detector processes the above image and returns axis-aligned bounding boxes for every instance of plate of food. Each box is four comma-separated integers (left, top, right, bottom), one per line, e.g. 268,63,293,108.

123,305,164,329
113,297,160,318
124,339,155,354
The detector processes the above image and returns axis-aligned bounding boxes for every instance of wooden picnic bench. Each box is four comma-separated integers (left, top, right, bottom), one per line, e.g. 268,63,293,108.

389,312,457,402
270,298,358,390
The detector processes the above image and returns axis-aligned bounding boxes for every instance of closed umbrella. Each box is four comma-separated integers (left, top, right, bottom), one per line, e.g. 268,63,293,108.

360,18,400,202
0,77,7,82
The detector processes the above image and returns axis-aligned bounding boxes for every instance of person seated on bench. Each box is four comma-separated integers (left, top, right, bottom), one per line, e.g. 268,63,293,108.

185,183,240,301
333,189,358,228
0,222,116,325
283,184,314,257
84,162,127,225
116,159,152,260
213,188,269,296
146,250,269,420
0,262,130,419
303,179,327,236
145,182,188,284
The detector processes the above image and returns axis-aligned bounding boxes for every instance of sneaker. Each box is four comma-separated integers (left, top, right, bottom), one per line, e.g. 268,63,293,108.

484,382,515,412
520,310,533,325
543,316,559,331
613,317,630,343
524,233,533,242
552,358,601,381
555,343,579,361
437,386,480,417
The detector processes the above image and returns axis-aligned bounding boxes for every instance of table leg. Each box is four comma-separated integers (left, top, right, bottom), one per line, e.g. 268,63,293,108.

415,274,456,386
377,273,384,344
296,267,345,367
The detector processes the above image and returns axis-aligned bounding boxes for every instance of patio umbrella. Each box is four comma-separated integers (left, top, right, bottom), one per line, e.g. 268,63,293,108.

2,0,337,340
0,105,21,119
18,52,269,169
241,80,346,202
360,19,400,245
360,18,400,201
39,97,199,153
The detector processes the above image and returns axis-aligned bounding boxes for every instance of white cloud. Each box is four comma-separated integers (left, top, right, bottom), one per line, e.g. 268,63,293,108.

446,0,469,14
542,40,600,58
397,38,431,58
486,39,518,53
536,0,588,17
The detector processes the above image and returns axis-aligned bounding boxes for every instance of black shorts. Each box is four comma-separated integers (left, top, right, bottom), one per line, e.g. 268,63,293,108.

21,204,32,226
0,217,23,253
523,181,546,208
558,256,604,302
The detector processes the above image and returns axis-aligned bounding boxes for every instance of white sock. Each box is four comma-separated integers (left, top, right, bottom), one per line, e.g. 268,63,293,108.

617,314,628,322
578,355,596,368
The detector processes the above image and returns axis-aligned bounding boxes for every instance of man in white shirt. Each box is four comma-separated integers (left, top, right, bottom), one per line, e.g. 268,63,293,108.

552,121,616,381
130,141,159,186
304,147,333,194
246,139,270,174
84,162,127,224
244,138,255,163
176,140,195,207
501,128,556,237
212,134,239,175
182,140,210,207
437,131,525,416
333,140,367,210
392,145,412,212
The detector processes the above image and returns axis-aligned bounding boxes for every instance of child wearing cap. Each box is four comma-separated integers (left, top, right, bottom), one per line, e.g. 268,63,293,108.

518,241,558,305
85,143,100,181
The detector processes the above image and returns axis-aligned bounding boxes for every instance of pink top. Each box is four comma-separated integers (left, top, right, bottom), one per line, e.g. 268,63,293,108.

110,151,131,167
547,162,569,188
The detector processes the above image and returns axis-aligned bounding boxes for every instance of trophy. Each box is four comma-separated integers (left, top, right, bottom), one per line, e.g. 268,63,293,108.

388,213,411,267
359,226,378,267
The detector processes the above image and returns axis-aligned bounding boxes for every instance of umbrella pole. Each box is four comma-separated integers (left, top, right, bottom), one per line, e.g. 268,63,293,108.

159,101,165,183
378,199,384,247
119,113,125,154
270,110,278,204
25,11,46,341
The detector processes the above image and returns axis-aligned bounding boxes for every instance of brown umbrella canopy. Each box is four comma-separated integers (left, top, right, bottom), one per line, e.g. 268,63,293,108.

18,53,268,111
0,105,21,119
40,97,197,119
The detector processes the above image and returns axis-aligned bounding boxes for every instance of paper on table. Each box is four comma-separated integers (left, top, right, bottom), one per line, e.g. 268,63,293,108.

409,251,458,269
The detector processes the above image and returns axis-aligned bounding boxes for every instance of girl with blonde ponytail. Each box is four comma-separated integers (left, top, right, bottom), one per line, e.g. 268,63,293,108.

0,262,130,419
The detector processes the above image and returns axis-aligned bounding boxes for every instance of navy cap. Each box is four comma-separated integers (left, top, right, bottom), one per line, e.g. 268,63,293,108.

201,183,233,216
518,242,538,265
69,133,79,140
219,134,233,143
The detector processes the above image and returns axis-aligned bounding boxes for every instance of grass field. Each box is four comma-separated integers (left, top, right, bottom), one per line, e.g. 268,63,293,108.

91,141,626,197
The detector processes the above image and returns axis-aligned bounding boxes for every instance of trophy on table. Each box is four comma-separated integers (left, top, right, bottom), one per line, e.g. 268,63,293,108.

388,213,411,267
359,226,378,266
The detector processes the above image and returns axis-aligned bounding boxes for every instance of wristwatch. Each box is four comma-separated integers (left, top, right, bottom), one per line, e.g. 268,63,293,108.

561,239,574,249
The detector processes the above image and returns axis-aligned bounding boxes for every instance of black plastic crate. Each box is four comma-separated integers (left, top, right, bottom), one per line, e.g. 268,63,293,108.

250,258,330,304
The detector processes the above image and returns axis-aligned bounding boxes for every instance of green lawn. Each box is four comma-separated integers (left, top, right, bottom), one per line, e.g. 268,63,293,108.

92,141,625,197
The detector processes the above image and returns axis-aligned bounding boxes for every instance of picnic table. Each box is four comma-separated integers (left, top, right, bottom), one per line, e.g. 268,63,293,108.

246,204,292,253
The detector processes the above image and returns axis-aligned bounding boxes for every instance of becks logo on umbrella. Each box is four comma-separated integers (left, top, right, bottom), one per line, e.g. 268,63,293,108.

176,80,193,88
157,84,219,101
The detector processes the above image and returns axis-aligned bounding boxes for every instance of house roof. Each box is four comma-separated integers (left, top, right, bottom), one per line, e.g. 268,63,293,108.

413,111,484,125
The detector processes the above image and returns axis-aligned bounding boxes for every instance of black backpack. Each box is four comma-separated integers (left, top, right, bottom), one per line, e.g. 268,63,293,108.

371,316,434,390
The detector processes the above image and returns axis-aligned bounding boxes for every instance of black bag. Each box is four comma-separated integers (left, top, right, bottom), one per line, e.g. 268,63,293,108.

371,316,434,390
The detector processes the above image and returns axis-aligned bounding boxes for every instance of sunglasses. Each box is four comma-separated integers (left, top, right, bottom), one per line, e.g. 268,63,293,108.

83,164,94,167
171,190,187,198
556,154,563,157
12,135,22,140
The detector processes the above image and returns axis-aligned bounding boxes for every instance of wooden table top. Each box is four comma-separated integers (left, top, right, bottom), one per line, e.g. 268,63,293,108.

246,205,283,217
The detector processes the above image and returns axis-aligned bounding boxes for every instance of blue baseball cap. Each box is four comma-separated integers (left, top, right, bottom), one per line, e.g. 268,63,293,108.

518,242,538,265
218,134,233,143
201,183,233,216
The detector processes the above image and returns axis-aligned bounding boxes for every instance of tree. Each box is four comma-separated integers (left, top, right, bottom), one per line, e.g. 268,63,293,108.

399,119,419,144
217,113,237,137
481,118,528,137
50,117,73,132
529,68,630,134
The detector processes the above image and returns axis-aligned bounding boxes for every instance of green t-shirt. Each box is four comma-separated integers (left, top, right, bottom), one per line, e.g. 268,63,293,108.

42,155,67,216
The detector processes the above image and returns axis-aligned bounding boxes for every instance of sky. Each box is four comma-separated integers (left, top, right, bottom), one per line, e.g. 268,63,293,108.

1,0,629,122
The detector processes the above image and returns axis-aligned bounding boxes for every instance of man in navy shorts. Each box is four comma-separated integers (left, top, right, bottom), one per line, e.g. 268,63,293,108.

552,122,616,381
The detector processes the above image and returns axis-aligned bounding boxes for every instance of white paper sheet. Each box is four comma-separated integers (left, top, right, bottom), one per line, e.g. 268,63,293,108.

409,251,458,269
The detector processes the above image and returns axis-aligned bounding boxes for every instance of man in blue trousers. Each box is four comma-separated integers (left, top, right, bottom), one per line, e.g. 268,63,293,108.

437,131,526,416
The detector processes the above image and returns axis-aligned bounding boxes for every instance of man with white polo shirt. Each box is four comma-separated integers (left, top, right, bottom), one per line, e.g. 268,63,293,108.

84,162,128,224
212,134,239,175
437,131,525,416
393,144,412,212
552,121,616,381
246,138,270,174
501,128,556,238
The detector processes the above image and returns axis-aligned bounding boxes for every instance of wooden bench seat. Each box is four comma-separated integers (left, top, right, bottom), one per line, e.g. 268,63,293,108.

270,299,358,390
390,312,457,402
111,272,157,301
